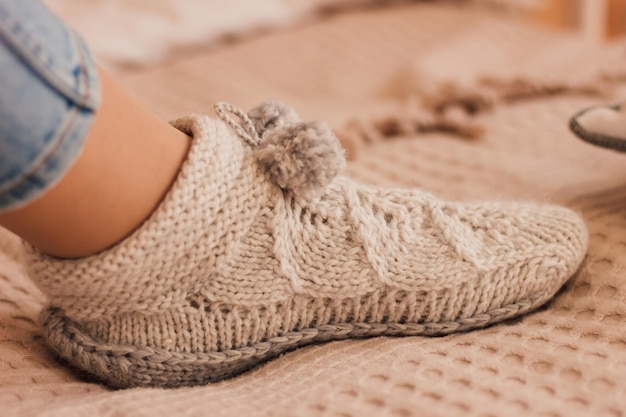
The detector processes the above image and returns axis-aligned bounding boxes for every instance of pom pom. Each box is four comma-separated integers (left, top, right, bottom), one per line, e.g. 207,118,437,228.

255,121,346,199
247,100,301,136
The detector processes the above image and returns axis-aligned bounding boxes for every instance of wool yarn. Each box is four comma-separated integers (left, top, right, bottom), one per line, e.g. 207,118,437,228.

570,102,626,152
26,102,588,388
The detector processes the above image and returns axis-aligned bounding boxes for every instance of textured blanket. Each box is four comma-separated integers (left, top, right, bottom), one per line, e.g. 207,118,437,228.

2,3,626,416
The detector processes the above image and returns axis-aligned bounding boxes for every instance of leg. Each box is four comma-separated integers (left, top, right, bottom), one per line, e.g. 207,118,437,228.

0,0,189,258
0,68,190,258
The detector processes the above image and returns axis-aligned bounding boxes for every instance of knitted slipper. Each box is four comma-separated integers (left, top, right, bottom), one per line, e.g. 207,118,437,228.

570,102,626,152
27,101,588,389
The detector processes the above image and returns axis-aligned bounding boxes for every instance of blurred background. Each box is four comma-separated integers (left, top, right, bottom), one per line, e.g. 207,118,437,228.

534,0,626,40
42,0,626,70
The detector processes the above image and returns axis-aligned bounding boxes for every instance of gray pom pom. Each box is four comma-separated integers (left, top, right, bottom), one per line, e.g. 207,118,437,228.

255,121,346,199
247,100,301,136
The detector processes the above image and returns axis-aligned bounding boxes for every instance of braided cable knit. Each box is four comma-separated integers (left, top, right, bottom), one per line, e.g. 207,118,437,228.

25,101,588,388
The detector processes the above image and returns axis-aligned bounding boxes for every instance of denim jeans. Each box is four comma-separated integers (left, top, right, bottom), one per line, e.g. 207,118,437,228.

0,0,101,212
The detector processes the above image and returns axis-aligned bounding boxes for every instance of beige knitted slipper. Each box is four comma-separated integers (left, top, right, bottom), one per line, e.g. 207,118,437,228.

27,101,588,389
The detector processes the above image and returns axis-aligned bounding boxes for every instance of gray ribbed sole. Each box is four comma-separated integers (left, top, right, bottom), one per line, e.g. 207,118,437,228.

40,292,554,389
570,105,626,152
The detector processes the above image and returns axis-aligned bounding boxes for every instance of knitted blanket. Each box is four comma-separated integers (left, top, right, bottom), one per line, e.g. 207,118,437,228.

2,3,625,416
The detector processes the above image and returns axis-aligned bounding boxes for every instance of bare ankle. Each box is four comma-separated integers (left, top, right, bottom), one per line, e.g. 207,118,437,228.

0,68,190,258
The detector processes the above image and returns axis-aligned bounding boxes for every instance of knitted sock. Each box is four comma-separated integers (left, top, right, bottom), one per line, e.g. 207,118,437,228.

27,101,588,388
570,102,626,152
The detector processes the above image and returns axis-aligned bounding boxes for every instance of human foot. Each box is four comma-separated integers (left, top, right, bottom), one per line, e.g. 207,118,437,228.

28,101,588,388
570,102,626,152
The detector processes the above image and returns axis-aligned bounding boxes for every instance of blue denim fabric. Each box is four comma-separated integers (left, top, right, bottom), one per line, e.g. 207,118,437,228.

0,0,101,212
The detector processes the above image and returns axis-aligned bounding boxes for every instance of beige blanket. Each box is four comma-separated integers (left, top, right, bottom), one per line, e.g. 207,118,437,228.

2,3,626,416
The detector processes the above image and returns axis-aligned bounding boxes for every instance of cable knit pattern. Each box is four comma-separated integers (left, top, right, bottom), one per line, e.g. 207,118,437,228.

25,102,588,388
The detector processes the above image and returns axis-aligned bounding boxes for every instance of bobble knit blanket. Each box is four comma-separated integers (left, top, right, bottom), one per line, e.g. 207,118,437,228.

2,3,626,416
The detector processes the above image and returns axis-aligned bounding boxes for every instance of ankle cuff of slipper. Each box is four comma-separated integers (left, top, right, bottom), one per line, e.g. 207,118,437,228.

25,115,247,321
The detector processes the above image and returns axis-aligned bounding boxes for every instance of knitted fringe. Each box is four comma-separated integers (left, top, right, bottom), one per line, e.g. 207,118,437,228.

338,69,626,158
